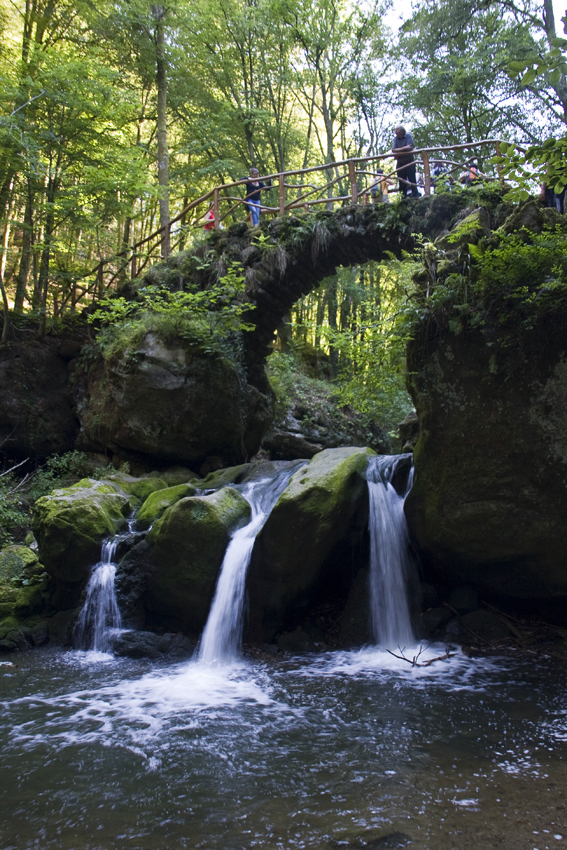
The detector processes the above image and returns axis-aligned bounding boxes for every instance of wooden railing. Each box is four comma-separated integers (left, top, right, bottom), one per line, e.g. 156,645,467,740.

68,138,507,309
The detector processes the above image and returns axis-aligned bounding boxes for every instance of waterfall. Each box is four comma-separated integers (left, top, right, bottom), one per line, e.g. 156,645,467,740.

366,454,415,648
75,521,134,652
199,462,305,664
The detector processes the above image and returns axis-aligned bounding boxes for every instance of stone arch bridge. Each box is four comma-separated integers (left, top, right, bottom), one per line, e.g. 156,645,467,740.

181,192,478,390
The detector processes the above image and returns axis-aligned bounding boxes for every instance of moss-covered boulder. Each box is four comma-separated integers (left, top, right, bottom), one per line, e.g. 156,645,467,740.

0,546,49,621
33,478,130,583
107,473,168,504
199,463,253,490
136,483,197,529
247,446,375,641
145,487,251,631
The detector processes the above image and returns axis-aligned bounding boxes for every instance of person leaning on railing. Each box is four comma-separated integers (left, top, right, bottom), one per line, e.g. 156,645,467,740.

391,126,420,198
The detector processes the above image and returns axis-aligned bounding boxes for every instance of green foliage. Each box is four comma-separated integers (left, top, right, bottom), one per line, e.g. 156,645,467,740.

407,225,567,348
89,261,254,361
285,258,415,432
507,27,567,89
266,349,393,446
495,138,567,200
397,0,541,151
0,452,118,547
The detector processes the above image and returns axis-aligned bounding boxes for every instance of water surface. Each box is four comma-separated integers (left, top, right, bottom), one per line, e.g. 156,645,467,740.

1,646,566,849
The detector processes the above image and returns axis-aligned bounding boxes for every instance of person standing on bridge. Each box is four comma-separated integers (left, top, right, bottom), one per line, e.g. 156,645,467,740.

391,126,420,198
243,168,271,227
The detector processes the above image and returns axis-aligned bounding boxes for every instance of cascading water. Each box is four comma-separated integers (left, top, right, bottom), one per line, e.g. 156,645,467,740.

75,520,135,652
199,462,305,664
366,454,415,648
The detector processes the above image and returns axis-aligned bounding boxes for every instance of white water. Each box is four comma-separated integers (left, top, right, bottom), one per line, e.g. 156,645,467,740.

199,462,305,664
366,454,415,648
75,521,135,652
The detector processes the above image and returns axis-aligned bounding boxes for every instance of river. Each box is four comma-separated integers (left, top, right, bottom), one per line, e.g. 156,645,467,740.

1,645,566,849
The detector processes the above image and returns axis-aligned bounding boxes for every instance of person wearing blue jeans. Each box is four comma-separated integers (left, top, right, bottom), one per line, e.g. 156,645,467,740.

243,168,270,226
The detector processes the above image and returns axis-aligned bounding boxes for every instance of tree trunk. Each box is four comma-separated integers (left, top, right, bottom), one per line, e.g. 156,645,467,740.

14,181,34,312
153,5,170,259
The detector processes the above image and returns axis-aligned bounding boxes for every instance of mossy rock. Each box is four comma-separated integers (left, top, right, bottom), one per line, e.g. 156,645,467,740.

247,446,375,641
200,463,253,490
107,473,168,502
0,546,49,622
435,207,491,250
146,487,251,631
136,483,198,529
33,479,130,583
159,466,201,486
0,546,42,583
0,616,20,640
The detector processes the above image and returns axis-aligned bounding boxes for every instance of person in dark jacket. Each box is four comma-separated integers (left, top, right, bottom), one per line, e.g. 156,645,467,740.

391,126,420,197
243,168,270,226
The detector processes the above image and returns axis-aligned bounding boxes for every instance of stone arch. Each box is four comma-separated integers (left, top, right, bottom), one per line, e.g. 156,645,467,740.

188,194,470,390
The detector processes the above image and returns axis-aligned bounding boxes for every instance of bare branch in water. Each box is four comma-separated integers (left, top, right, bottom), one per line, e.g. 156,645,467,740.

386,644,456,667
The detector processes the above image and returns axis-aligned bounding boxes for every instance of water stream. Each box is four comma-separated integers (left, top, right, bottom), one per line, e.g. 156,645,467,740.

199,461,306,663
3,459,567,848
366,454,415,648
74,520,135,652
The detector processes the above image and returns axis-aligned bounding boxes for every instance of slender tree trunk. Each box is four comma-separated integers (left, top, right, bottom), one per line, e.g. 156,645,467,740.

327,277,338,377
153,5,170,259
14,180,34,312
37,189,56,337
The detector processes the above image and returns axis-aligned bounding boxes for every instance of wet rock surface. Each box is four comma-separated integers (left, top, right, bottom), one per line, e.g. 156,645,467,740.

144,487,251,632
32,478,130,584
112,630,194,659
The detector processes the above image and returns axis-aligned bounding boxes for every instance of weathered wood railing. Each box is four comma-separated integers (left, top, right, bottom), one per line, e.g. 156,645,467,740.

68,138,507,310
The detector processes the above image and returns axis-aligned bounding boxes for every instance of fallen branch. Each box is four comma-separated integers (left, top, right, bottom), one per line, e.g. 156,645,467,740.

0,457,29,478
386,644,456,667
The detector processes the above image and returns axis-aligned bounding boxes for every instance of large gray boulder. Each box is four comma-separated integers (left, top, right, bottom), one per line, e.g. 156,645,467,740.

75,331,272,469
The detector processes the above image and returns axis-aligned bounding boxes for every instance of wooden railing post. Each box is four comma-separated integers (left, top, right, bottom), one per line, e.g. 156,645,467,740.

213,188,220,229
279,172,286,216
348,159,358,204
422,151,431,196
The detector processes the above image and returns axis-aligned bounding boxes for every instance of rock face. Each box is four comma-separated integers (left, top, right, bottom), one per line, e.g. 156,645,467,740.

0,338,79,459
247,446,375,642
33,478,130,584
143,487,251,631
75,331,272,469
406,303,567,620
